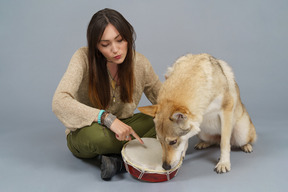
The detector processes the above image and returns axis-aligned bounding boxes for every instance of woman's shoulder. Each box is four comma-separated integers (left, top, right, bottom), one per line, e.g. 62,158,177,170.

134,51,151,67
74,47,89,57
135,51,147,60
68,47,89,71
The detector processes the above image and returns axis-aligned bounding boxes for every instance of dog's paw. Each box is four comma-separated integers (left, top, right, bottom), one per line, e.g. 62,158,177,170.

194,142,212,150
241,144,253,153
214,161,231,174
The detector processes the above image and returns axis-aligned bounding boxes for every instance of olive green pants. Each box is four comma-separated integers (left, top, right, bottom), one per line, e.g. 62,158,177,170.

66,113,156,158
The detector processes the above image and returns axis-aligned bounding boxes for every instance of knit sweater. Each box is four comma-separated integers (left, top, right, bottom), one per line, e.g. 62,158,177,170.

52,47,162,135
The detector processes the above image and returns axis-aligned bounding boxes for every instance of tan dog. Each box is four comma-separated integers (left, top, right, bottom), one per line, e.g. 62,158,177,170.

138,54,256,173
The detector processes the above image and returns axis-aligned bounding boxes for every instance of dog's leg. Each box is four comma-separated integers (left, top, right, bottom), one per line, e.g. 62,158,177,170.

215,110,233,174
241,144,253,153
231,109,256,153
196,115,221,150
195,141,214,150
195,133,220,150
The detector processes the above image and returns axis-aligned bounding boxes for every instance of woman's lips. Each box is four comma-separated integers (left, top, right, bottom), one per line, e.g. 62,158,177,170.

114,55,121,60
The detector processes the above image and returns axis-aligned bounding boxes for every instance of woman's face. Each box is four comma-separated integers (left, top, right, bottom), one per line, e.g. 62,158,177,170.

97,23,128,65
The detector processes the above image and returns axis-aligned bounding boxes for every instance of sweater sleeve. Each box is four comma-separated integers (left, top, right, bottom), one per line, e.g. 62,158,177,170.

143,59,162,105
52,48,99,129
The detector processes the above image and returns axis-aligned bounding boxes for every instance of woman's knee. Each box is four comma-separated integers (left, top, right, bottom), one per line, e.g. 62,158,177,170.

69,123,124,155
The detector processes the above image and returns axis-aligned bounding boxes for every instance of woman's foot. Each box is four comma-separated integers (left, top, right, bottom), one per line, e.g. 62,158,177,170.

100,155,126,180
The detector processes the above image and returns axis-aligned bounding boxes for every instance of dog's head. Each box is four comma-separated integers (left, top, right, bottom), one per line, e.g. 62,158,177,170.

138,102,200,170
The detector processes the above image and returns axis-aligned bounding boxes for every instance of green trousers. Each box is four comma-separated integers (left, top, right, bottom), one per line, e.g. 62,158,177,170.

66,113,156,158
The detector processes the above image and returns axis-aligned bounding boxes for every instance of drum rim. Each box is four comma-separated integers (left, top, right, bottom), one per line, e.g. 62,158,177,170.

121,138,183,174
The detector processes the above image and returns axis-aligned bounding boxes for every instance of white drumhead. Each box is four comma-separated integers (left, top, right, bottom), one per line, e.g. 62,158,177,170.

122,138,163,171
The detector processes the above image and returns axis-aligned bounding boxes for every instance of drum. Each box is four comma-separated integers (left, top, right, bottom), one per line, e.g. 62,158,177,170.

121,138,183,182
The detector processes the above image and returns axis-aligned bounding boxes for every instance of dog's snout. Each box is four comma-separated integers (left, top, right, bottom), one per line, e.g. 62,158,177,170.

162,161,171,170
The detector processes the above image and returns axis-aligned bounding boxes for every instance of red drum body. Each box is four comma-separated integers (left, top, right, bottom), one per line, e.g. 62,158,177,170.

121,138,182,182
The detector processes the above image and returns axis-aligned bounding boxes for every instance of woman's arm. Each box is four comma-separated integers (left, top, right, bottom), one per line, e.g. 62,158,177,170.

143,59,162,105
52,48,99,129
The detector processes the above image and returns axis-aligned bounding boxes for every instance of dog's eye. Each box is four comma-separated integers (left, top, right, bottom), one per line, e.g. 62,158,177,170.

169,140,177,145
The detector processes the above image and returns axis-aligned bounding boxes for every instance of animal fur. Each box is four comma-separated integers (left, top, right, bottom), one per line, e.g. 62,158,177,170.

138,53,256,173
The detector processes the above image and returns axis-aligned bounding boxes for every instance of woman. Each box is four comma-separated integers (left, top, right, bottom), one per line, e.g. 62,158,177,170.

52,8,162,180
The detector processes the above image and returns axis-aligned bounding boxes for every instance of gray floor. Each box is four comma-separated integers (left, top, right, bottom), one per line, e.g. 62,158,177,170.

1,116,287,192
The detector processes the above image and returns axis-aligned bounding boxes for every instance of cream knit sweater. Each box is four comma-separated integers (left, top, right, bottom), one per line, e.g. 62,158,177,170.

52,47,162,135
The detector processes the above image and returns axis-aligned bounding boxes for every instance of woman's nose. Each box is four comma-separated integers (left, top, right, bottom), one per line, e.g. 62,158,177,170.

111,43,118,53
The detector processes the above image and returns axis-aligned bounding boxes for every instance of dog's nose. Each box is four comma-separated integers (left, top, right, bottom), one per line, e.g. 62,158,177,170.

162,161,171,170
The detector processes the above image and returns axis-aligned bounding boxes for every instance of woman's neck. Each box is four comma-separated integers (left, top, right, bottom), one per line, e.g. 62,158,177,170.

107,62,118,81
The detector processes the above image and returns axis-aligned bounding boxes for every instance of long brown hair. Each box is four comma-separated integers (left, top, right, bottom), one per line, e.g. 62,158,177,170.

87,8,135,109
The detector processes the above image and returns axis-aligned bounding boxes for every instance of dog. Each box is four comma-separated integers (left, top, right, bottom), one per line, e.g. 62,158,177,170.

138,53,257,173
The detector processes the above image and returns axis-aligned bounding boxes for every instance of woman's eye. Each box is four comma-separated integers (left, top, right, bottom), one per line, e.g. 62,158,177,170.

169,140,177,145
101,44,109,47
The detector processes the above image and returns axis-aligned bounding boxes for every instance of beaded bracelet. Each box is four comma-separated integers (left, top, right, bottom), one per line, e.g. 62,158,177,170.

101,112,108,125
98,110,105,124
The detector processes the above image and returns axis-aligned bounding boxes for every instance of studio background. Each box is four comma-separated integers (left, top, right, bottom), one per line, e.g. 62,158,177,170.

1,0,287,192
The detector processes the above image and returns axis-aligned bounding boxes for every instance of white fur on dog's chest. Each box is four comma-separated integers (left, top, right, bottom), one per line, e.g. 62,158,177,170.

205,95,223,114
200,95,223,134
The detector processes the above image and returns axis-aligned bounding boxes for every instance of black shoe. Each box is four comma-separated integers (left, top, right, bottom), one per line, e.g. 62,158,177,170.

100,155,125,180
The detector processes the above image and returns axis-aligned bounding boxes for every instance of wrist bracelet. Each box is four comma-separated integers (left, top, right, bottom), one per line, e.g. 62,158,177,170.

103,113,117,129
101,112,108,125
98,110,105,124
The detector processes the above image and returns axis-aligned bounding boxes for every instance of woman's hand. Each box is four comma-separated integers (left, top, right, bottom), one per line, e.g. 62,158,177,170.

109,118,144,144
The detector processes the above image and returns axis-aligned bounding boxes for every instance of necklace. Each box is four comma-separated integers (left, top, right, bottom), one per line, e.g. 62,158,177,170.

107,69,118,103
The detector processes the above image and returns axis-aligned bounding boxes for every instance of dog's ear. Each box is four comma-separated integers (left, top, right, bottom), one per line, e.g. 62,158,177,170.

170,111,191,135
170,106,190,123
138,105,159,117
171,106,200,137
170,112,187,122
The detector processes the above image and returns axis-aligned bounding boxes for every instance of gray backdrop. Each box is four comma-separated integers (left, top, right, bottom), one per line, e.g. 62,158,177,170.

1,0,287,192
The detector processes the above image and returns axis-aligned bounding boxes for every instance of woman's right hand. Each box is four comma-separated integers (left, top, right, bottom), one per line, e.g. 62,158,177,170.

109,118,144,144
